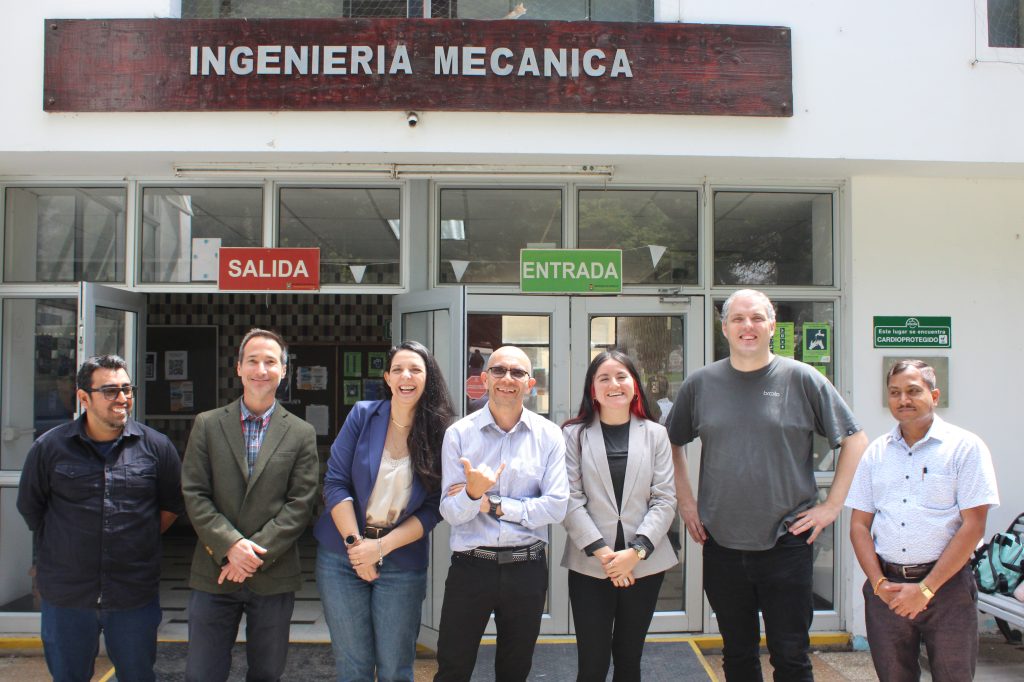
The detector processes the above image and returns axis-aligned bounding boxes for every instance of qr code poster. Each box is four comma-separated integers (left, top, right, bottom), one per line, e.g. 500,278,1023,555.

165,350,188,380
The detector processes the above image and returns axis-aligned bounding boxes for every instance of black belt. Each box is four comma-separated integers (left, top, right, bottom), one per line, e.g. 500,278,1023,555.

363,525,393,539
879,557,936,581
456,541,546,564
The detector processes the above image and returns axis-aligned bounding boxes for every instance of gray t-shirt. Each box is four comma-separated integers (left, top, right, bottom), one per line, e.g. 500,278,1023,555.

667,356,860,550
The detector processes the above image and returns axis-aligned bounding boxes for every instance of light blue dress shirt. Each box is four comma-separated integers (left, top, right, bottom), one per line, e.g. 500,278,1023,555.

440,405,569,552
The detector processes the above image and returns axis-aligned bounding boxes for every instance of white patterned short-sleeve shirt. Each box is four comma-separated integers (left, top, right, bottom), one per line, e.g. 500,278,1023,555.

846,416,999,564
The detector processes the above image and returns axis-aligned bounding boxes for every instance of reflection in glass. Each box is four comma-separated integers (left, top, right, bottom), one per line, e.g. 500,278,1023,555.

95,307,130,360
439,189,562,284
1,299,77,471
280,188,401,285
578,189,698,285
140,187,262,283
431,0,654,21
713,298,838,471
465,314,550,416
713,192,833,286
813,487,835,610
588,314,686,612
4,188,125,283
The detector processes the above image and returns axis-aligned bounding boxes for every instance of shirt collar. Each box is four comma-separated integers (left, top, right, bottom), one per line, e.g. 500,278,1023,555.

476,404,532,434
240,400,276,425
888,414,947,447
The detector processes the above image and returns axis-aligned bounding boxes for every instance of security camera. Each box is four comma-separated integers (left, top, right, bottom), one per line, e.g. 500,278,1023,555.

406,112,419,127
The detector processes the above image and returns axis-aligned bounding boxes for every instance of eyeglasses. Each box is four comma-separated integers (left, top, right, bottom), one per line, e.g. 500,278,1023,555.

486,366,531,380
84,384,136,400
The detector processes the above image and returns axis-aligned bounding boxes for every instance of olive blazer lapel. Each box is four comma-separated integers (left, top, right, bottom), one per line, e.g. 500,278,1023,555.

216,399,249,480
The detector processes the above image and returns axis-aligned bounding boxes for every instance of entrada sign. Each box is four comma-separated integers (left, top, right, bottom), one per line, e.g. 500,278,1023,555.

44,19,792,116
521,249,622,294
219,247,320,291
873,316,951,348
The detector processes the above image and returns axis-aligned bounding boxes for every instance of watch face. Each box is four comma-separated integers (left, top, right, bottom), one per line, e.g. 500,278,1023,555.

488,494,501,505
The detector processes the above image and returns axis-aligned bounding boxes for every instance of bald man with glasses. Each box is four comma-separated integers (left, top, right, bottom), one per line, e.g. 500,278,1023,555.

434,346,569,682
18,354,183,682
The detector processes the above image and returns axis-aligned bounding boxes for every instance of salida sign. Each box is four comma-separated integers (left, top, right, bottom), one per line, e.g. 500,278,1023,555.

219,247,320,291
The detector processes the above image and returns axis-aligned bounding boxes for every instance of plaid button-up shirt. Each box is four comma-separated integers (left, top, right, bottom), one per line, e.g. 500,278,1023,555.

240,401,276,477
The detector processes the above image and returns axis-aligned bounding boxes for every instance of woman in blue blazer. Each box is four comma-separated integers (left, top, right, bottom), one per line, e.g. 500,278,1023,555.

314,340,455,682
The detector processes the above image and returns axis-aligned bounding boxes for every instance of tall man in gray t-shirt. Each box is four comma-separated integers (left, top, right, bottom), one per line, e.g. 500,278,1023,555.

666,289,867,682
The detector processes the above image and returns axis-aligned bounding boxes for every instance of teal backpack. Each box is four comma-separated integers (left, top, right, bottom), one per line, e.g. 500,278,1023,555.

973,519,1024,595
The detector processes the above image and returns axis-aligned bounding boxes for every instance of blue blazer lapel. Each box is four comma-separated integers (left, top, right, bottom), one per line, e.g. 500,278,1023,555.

363,401,390,499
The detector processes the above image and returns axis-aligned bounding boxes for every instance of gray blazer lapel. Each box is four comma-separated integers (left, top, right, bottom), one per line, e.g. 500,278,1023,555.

584,419,617,509
621,416,645,506
217,400,250,480
249,407,291,489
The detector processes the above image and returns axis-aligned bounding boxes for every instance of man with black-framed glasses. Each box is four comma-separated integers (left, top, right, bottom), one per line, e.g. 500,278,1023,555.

435,346,569,682
17,354,184,682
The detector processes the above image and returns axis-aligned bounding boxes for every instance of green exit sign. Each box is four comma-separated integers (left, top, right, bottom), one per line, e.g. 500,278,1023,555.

520,249,622,294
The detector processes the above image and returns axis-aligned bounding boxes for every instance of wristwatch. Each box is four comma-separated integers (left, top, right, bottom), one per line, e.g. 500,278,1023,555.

631,544,647,561
919,582,935,601
344,533,361,547
487,494,502,517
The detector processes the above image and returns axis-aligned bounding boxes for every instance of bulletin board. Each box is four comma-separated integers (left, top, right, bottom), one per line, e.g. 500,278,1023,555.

281,344,338,446
144,325,218,418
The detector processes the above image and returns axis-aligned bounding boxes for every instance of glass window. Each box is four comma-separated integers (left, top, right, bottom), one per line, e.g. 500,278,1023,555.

713,191,834,287
278,187,401,285
465,313,550,417
713,297,839,471
181,0,408,18
431,0,653,21
439,188,562,285
988,0,1024,47
578,189,698,286
4,188,125,283
140,187,263,283
0,487,37,613
813,486,836,610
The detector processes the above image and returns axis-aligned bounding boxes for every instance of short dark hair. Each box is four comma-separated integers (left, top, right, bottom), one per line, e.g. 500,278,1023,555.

887,359,937,391
76,354,129,392
237,328,288,366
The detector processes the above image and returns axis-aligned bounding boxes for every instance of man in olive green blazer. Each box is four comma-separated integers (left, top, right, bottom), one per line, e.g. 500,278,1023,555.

182,329,318,682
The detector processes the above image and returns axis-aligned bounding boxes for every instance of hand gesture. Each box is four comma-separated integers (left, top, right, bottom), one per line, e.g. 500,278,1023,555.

460,457,506,499
218,538,267,584
346,538,381,583
599,549,641,581
884,582,929,619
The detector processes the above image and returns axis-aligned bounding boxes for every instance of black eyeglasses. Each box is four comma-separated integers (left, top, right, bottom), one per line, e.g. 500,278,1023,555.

486,366,530,380
84,384,136,400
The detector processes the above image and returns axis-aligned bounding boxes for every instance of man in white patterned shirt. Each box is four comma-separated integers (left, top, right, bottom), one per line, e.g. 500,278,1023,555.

847,359,999,681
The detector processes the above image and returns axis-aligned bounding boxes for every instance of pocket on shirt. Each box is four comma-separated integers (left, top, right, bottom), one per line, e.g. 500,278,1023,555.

920,472,957,510
124,462,158,493
52,463,102,503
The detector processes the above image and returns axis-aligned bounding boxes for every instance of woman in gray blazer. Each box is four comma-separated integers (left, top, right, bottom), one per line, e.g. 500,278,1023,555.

561,350,677,682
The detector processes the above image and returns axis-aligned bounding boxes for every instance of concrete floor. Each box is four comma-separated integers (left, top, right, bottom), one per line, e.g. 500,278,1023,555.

2,633,1022,681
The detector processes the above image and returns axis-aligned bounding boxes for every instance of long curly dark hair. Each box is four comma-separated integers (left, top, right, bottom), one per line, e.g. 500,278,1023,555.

562,350,652,427
384,340,455,491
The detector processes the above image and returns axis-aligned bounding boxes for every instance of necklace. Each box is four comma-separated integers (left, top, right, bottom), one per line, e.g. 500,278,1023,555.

390,416,411,429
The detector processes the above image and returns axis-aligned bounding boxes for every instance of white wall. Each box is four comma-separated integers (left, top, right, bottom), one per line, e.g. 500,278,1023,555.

845,174,1024,636
3,1,1024,172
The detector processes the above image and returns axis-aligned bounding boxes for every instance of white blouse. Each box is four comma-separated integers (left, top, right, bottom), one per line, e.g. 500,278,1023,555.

365,448,414,528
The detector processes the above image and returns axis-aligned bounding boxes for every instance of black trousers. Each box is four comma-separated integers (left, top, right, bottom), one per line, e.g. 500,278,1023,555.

433,551,548,682
703,532,815,682
568,569,665,682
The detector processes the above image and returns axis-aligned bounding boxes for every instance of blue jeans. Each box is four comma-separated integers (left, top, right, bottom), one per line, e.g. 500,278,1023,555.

316,547,427,682
41,596,162,682
703,531,815,682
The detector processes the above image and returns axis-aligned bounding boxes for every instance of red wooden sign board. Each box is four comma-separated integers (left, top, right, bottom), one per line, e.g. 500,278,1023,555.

43,18,792,116
218,247,320,291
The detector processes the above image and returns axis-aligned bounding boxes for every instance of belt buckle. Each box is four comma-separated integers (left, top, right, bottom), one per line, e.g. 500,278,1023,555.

497,549,516,565
900,565,911,579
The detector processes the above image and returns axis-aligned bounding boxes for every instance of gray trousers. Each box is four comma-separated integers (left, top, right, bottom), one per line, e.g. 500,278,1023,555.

863,565,978,682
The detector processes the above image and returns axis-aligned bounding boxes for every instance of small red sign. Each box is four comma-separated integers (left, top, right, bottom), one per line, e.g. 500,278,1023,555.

465,375,487,400
219,247,320,291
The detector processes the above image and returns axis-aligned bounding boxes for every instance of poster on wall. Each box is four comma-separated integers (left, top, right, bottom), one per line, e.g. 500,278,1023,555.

802,324,831,363
305,404,330,436
343,380,361,405
170,381,194,412
296,366,328,391
770,322,795,358
368,352,387,377
363,379,385,401
165,350,188,380
144,352,157,381
343,352,363,377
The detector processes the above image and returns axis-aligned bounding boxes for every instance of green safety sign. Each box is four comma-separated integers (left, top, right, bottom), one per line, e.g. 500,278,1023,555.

873,316,951,348
802,323,831,363
520,249,622,294
770,322,795,358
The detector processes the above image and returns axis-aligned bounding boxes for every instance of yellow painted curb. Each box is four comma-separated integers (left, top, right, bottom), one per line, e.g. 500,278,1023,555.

0,637,43,649
689,639,719,681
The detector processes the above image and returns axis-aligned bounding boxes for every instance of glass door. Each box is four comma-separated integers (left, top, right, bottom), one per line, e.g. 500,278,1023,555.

569,295,706,632
0,283,146,632
392,286,466,646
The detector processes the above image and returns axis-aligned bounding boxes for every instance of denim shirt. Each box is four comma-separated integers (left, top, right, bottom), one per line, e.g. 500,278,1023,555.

16,416,184,609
